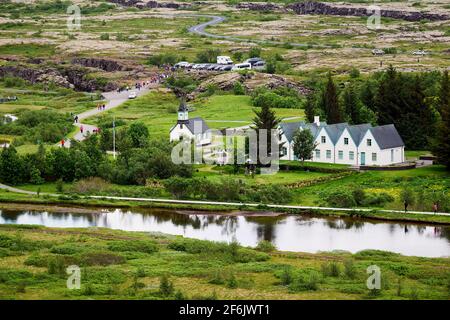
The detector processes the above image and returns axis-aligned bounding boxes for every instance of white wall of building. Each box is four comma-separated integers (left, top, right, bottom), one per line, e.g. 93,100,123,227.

334,128,358,166
170,124,212,145
312,128,334,163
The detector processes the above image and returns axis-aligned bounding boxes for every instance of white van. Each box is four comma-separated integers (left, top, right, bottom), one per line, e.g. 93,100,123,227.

231,63,251,71
217,56,233,65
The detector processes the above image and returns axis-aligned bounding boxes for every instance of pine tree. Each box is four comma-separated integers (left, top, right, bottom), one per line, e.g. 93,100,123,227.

375,65,402,125
342,84,360,124
304,92,316,123
323,73,342,124
432,73,450,169
252,104,281,162
438,70,449,114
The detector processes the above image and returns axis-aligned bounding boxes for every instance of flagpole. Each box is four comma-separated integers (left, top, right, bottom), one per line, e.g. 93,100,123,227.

113,116,116,159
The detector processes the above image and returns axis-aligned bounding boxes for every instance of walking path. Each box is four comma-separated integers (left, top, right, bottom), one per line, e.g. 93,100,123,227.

62,86,153,148
0,182,448,217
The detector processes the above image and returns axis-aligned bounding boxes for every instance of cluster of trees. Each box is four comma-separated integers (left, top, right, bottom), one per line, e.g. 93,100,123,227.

0,110,72,144
304,67,448,150
0,122,191,186
251,86,302,109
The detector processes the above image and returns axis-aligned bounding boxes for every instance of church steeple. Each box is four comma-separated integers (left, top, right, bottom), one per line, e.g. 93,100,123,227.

177,98,189,123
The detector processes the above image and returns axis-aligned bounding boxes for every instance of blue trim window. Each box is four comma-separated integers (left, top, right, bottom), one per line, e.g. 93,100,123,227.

321,136,326,143
367,139,372,146
344,137,349,145
326,150,331,159
349,151,354,160
315,149,320,159
372,152,377,161
338,150,343,160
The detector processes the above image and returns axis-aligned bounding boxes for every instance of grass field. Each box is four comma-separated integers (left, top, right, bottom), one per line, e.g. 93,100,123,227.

0,224,448,300
87,90,304,139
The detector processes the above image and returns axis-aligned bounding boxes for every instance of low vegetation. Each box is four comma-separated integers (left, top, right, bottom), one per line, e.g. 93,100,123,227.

0,225,448,300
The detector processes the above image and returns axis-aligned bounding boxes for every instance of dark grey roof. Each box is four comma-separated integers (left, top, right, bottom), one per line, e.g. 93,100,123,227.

347,123,372,146
324,122,349,144
280,121,303,142
369,124,404,149
185,117,209,134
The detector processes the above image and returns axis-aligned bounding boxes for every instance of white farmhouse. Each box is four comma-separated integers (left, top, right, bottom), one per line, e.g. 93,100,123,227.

279,116,405,166
169,100,212,146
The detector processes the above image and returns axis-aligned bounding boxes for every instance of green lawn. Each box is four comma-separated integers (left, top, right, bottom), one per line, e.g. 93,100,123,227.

88,91,304,140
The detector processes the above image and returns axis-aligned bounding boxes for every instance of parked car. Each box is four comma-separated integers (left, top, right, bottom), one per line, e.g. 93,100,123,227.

220,65,233,71
371,49,385,56
412,50,427,56
245,57,264,66
217,56,233,65
232,63,252,71
252,61,266,70
174,61,191,68
207,64,217,70
128,91,137,99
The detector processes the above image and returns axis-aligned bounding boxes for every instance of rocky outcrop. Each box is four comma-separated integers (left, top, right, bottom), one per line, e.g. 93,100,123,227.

108,0,191,10
188,71,310,99
287,2,449,22
236,2,283,12
0,65,118,92
71,58,128,72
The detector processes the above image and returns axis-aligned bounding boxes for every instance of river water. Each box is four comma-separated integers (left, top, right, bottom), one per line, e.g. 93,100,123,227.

0,208,449,257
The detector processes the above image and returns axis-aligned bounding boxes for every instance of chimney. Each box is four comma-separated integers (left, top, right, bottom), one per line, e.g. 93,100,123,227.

314,116,320,126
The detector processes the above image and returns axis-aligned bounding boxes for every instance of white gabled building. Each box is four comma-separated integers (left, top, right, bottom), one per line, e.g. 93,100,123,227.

169,100,212,146
279,116,405,166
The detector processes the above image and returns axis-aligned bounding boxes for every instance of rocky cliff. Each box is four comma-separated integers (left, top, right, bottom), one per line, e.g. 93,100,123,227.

71,58,129,72
287,2,449,22
0,65,118,92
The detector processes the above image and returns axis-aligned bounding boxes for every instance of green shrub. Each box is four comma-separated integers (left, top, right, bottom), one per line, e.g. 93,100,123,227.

50,244,86,255
107,240,158,254
80,252,125,266
278,267,294,285
289,271,321,292
344,259,357,279
47,256,66,276
325,190,356,207
255,240,276,252
321,261,341,277
159,274,174,297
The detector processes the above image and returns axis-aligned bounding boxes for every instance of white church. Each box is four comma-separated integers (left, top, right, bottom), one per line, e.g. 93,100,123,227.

279,116,405,166
169,99,212,146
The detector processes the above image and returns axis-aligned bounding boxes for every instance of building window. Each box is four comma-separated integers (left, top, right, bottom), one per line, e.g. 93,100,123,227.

344,137,349,145
326,150,331,159
321,136,326,143
367,139,372,146
372,152,377,161
282,147,287,156
338,150,343,160
349,151,354,160
315,149,320,159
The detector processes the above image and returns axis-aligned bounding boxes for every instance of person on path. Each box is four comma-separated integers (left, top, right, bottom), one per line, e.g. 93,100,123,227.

74,115,78,123
404,200,408,213
80,125,84,134
433,202,438,214
61,139,65,147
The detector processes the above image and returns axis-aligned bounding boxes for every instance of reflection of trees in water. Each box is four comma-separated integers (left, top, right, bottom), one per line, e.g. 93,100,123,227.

141,210,239,234
245,215,286,243
0,210,97,225
324,218,364,230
